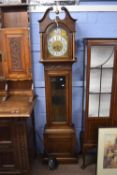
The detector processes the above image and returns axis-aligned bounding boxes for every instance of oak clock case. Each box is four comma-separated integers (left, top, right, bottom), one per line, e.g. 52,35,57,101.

82,39,117,168
0,2,35,175
39,7,77,163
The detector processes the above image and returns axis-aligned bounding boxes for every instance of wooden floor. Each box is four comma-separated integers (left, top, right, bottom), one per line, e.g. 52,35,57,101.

32,156,96,175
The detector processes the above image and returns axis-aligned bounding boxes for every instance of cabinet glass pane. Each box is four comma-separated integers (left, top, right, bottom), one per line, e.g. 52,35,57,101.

89,94,99,117
89,69,100,92
88,45,114,118
101,69,113,93
99,94,111,117
91,46,114,68
50,76,66,122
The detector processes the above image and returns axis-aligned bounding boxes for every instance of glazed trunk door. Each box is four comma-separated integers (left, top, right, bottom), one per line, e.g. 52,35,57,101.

50,75,67,123
2,28,31,80
45,69,72,126
85,44,116,144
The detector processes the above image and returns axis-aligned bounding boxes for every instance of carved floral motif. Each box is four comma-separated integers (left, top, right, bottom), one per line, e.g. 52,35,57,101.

9,37,23,71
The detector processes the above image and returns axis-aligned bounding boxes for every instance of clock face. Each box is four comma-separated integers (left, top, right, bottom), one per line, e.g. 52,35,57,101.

47,28,68,57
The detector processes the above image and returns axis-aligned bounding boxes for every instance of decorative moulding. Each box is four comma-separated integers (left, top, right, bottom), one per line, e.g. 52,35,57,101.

29,4,117,12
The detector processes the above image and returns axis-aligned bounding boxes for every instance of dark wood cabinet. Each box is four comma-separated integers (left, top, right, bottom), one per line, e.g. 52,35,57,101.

0,111,35,175
39,7,77,163
82,38,117,167
0,2,35,175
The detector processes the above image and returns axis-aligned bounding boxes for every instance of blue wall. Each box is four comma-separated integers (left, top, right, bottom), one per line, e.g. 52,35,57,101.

30,11,117,153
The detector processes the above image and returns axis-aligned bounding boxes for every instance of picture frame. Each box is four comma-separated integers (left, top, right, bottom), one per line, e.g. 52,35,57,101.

81,0,117,1
29,0,76,6
3,0,21,4
2,0,27,4
97,128,117,175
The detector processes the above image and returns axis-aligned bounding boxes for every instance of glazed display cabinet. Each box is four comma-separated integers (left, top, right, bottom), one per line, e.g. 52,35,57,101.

83,39,117,168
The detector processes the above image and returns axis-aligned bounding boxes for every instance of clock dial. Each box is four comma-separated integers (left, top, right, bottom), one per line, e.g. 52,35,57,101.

47,28,68,57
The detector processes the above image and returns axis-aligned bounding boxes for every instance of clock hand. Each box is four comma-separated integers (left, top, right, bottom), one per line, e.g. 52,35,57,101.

55,18,58,28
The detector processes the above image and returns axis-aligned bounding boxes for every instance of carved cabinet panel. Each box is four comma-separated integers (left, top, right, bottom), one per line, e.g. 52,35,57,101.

0,116,35,175
2,28,31,80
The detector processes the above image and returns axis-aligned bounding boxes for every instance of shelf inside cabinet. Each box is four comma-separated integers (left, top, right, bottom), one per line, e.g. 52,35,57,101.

90,67,113,69
89,91,112,94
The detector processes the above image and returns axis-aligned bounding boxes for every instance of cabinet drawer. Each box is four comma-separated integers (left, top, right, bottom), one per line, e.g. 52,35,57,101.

0,151,16,170
0,126,12,142
0,121,20,171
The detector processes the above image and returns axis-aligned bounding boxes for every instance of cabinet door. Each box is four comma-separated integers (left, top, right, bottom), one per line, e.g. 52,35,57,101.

2,28,31,80
0,122,19,171
84,40,116,145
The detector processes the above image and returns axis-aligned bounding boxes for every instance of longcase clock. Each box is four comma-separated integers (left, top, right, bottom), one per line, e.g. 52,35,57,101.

39,7,77,163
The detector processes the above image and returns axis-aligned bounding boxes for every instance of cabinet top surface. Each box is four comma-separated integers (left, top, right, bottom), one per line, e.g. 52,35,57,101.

0,96,35,118
84,38,117,45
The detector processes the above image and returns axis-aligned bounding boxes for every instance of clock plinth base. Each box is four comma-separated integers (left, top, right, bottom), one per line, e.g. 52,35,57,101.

43,155,78,164
43,125,78,164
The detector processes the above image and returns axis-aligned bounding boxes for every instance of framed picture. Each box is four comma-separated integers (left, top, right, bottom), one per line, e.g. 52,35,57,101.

2,0,27,4
3,0,21,4
97,128,117,175
80,0,117,1
29,0,76,5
